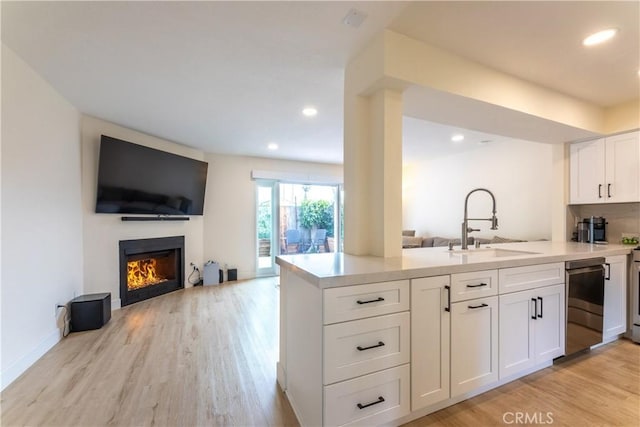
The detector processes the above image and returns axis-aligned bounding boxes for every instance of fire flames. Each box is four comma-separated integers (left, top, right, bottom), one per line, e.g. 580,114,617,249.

127,258,167,290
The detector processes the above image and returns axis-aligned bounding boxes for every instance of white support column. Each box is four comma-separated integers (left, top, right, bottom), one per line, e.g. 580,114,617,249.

344,88,403,257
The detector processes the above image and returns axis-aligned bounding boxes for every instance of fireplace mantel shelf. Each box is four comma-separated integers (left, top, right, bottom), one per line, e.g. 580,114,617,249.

121,216,190,222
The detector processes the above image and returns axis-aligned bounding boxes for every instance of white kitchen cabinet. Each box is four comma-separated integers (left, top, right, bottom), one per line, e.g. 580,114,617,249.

324,312,410,385
533,284,565,362
499,284,564,379
410,276,450,411
324,364,410,427
603,255,627,340
450,269,498,302
605,132,640,203
323,280,409,324
450,295,499,397
569,131,640,204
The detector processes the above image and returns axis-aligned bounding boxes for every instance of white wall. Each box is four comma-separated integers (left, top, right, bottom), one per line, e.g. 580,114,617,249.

1,45,83,389
403,140,553,241
80,116,206,308
202,154,342,278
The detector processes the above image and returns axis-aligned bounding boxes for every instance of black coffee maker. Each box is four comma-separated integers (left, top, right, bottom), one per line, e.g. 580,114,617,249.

578,216,607,243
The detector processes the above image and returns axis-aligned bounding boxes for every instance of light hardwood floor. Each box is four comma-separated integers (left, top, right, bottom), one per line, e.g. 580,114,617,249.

1,277,639,427
1,277,298,427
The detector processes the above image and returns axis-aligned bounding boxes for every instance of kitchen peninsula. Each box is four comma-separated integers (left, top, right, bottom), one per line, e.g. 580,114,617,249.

275,241,632,427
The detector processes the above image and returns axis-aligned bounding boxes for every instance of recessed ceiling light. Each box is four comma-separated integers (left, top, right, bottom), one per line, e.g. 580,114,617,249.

342,8,368,28
302,107,318,117
582,28,618,46
451,134,464,142
267,143,278,150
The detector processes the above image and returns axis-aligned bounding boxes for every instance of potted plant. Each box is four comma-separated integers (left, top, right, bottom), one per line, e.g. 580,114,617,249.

299,199,333,252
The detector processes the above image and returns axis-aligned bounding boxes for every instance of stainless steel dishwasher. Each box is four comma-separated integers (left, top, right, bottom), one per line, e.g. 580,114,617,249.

565,258,606,356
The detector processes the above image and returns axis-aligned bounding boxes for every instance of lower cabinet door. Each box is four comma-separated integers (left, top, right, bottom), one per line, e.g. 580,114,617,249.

323,364,410,427
411,276,450,410
603,255,627,339
533,284,565,362
499,290,536,379
450,296,499,397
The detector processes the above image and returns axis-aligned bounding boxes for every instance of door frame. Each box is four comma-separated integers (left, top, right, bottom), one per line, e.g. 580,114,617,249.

255,180,278,277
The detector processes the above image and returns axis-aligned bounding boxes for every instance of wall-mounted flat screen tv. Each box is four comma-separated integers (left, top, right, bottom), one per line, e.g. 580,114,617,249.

96,135,208,215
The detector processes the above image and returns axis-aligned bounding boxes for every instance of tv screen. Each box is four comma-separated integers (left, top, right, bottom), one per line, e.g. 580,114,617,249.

96,135,208,215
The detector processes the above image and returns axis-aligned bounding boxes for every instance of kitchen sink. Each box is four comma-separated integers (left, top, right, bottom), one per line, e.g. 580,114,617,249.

450,248,540,258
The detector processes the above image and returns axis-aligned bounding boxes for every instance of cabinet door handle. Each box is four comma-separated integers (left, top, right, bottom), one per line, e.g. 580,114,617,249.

444,285,451,312
466,282,488,288
607,183,612,198
605,263,611,280
357,341,385,351
598,184,602,198
531,298,537,320
356,297,384,305
357,396,385,410
468,303,488,309
537,296,543,318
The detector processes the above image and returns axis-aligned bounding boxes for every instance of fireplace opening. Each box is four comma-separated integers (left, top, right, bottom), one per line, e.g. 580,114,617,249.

119,236,184,306
127,250,176,291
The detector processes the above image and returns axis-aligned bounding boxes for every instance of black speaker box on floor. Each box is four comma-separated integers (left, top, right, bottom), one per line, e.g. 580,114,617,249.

70,293,111,332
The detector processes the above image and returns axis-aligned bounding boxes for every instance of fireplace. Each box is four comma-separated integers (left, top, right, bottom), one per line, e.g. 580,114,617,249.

119,236,185,306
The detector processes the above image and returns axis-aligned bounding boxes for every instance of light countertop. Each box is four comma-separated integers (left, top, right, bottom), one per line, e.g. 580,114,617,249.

276,241,634,288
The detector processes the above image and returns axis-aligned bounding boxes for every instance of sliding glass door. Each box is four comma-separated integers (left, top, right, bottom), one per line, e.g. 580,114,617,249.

279,183,340,256
255,180,342,277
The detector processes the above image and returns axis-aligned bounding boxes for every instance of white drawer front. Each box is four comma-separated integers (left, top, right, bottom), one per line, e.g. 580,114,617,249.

450,270,498,302
324,364,410,427
499,262,564,294
323,280,409,324
324,312,410,385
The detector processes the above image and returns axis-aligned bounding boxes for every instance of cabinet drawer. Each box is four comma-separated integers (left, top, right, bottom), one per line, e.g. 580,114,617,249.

499,263,564,294
323,280,409,324
324,312,410,385
324,364,410,427
450,270,498,302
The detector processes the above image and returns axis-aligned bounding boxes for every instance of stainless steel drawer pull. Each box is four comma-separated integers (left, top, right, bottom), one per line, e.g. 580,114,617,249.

468,303,488,309
356,341,385,351
357,396,385,410
466,282,488,288
356,297,384,305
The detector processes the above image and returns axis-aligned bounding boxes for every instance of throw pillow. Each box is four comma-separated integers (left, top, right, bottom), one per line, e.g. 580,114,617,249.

402,230,416,237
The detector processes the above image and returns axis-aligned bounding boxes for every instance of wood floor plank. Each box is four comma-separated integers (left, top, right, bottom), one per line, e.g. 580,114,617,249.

2,277,638,427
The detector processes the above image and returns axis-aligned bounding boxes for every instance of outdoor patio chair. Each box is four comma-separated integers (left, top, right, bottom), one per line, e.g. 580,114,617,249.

284,229,302,254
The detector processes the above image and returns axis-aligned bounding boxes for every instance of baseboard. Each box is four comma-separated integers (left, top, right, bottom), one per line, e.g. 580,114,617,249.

1,328,60,391
276,361,286,391
112,298,122,310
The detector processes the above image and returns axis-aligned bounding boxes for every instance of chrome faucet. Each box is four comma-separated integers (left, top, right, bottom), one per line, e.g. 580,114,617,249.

461,188,498,250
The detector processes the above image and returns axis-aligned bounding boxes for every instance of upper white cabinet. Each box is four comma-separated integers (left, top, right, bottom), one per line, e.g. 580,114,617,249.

569,131,640,204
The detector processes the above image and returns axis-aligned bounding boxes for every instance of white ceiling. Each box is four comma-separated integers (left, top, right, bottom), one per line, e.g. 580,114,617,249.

2,1,639,164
